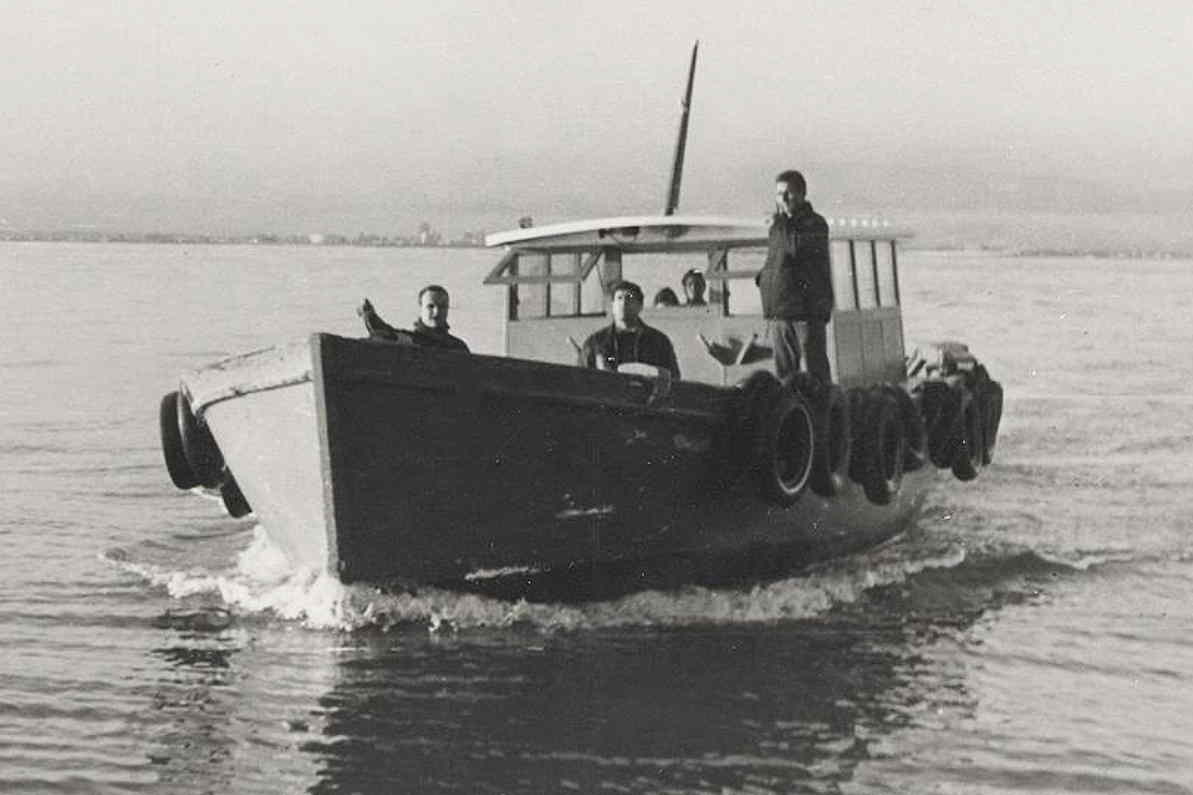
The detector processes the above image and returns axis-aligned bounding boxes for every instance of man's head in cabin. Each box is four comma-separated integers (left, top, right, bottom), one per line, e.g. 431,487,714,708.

682,269,707,305
774,169,807,218
608,281,645,329
653,287,680,307
417,285,451,329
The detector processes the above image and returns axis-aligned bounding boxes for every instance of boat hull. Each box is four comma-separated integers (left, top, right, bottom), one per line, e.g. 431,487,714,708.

184,334,933,596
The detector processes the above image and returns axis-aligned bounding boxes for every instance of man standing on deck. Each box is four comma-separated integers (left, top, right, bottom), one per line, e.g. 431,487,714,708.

358,284,470,351
755,169,833,383
580,281,680,379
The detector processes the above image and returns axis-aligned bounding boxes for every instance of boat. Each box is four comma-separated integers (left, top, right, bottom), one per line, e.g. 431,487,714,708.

156,45,1003,600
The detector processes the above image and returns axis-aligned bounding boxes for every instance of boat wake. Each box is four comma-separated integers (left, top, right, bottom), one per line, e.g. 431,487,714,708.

103,522,1138,634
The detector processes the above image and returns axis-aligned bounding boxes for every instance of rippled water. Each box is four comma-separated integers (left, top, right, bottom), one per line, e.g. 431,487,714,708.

3,242,1193,793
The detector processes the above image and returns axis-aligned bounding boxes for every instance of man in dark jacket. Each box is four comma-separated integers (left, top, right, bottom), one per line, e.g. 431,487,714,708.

358,284,470,352
580,280,680,378
755,169,833,382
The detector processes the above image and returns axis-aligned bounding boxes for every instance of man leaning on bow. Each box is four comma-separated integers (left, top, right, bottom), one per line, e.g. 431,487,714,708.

755,169,833,383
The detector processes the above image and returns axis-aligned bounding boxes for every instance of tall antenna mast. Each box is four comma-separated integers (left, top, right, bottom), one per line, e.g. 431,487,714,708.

663,41,699,216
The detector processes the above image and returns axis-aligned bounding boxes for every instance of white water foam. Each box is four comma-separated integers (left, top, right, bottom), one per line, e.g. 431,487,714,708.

1033,547,1138,571
106,526,347,627
112,526,970,632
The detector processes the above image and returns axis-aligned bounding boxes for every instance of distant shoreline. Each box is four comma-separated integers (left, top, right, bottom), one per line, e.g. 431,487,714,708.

901,243,1192,260
0,232,486,249
2,234,1188,261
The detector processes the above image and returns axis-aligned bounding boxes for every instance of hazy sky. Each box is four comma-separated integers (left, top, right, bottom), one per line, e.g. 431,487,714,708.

2,0,1190,234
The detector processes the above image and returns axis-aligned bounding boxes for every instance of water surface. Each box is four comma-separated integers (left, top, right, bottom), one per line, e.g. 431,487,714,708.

2,243,1192,793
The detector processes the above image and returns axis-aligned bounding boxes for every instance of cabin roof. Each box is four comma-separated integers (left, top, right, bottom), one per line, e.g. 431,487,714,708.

485,214,913,253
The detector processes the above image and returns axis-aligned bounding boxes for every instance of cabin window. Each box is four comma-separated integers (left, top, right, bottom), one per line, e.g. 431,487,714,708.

619,253,712,310
722,278,758,315
549,253,580,316
724,248,765,316
517,253,548,318
830,240,856,310
503,252,605,319
580,258,606,315
875,240,898,306
852,241,878,309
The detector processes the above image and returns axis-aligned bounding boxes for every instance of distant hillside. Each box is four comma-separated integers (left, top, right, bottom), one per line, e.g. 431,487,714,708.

2,155,1189,257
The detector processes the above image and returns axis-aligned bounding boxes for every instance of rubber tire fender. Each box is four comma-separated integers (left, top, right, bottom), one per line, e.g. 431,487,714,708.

858,390,907,505
923,381,963,469
886,385,927,472
981,379,1004,465
177,390,226,489
849,384,878,482
220,474,253,518
732,371,783,462
809,383,851,497
751,387,815,507
785,371,824,404
714,370,784,492
160,391,200,489
951,387,984,481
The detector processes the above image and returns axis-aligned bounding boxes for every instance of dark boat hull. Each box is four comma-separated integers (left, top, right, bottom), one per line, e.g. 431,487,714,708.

183,334,933,596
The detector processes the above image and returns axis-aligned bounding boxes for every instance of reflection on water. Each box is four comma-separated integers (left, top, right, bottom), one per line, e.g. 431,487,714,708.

130,554,1055,795
294,554,1057,795
146,629,241,793
123,507,1092,793
135,538,1180,795
143,624,332,795
300,625,942,793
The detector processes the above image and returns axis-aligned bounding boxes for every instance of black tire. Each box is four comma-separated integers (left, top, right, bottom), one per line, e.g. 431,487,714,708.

857,390,907,505
751,388,815,506
733,371,783,460
952,388,984,481
160,391,200,489
981,379,1004,465
887,385,927,472
786,371,825,404
220,475,252,518
810,383,851,497
923,381,963,469
177,390,225,488
738,370,783,418
847,387,873,483
716,371,783,492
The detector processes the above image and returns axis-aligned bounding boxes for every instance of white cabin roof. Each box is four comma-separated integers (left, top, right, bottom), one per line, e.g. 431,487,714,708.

485,214,912,253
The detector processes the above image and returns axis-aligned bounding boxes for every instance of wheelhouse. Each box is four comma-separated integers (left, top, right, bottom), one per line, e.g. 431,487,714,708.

484,215,912,387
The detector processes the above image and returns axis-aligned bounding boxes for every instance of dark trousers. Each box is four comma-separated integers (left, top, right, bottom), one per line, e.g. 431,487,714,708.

767,318,831,383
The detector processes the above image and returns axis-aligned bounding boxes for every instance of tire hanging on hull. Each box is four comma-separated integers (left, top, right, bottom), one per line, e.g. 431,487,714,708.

176,389,225,489
981,378,1004,465
737,371,815,506
160,391,199,489
921,377,991,481
965,363,1004,467
951,388,984,481
808,383,851,497
888,385,927,472
851,387,907,505
220,475,253,518
922,380,964,470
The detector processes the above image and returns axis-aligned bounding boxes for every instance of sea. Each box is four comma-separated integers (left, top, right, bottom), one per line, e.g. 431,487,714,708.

2,240,1192,794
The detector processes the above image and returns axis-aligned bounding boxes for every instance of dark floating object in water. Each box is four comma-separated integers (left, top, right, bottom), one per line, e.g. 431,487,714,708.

153,606,233,632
